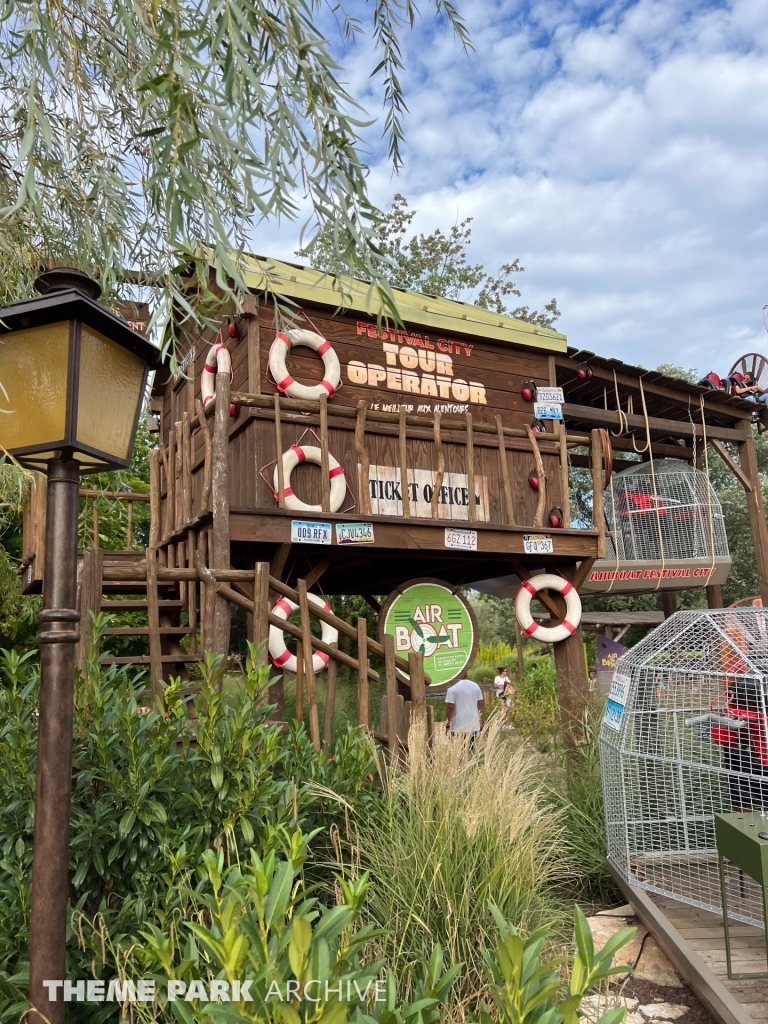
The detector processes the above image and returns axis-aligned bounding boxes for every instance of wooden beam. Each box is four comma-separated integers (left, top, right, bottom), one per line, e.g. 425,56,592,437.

563,402,749,443
551,582,590,746
559,429,570,528
301,552,337,591
526,425,546,528
384,633,399,759
354,401,372,515
710,439,753,492
357,617,370,728
244,299,261,394
431,410,444,519
408,651,426,728
399,407,410,518
211,372,231,657
323,642,338,745
269,543,292,582
572,557,596,592
590,429,607,558
496,415,515,524
299,579,321,748
737,432,768,606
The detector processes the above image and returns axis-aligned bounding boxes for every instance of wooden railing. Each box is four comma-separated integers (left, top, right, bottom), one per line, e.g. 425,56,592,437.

99,556,430,755
151,373,609,549
79,489,150,550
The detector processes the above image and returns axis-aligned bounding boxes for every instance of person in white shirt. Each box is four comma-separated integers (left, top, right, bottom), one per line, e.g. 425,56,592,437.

445,677,485,735
493,667,508,700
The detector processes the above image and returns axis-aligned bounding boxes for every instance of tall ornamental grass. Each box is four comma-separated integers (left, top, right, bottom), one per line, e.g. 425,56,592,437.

358,718,569,1019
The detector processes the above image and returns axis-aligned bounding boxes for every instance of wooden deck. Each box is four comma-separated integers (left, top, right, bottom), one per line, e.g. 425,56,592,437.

613,867,768,1024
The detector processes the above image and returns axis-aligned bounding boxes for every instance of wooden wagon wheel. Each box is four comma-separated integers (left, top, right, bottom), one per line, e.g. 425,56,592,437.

729,352,768,389
729,352,768,433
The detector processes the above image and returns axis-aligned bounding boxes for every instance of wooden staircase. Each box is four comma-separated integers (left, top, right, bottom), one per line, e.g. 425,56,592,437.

77,548,203,683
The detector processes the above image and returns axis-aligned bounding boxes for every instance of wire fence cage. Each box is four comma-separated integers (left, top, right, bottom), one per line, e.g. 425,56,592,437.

601,609,768,927
603,459,729,562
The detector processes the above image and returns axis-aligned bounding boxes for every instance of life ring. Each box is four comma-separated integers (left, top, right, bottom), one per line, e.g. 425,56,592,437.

201,342,237,416
268,329,341,401
273,445,346,513
269,593,338,674
514,574,582,644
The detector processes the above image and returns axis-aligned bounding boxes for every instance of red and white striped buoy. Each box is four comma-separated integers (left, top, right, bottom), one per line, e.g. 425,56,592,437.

269,593,338,674
201,342,236,416
268,329,341,401
273,445,346,513
514,574,582,644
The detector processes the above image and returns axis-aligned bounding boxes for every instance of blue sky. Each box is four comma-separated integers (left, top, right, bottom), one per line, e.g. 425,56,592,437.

257,0,768,376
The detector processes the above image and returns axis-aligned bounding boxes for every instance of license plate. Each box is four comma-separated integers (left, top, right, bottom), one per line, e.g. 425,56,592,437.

291,520,332,545
533,401,563,420
536,387,564,404
336,522,375,545
523,534,553,554
445,528,477,551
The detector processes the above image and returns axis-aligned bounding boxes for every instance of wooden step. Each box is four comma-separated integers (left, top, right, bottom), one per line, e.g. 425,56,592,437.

101,655,201,665
104,626,192,636
101,600,184,610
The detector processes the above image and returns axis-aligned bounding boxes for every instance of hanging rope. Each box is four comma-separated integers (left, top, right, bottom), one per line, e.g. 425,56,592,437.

610,370,629,436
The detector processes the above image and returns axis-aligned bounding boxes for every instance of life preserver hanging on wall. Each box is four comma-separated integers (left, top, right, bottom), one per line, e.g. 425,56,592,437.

273,445,346,513
201,342,238,415
514,574,582,644
269,593,338,674
268,329,341,401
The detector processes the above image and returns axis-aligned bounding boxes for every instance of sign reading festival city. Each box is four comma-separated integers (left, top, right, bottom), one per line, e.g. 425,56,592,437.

379,579,478,688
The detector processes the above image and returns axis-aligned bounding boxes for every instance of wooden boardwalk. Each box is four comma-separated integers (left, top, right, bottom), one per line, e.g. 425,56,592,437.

613,868,768,1024
656,896,768,1022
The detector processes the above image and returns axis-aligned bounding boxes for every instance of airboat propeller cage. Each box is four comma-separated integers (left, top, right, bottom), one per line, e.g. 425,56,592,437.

581,459,732,594
600,608,768,929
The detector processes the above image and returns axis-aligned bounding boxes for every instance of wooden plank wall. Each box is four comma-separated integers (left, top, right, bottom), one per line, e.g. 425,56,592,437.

159,298,566,528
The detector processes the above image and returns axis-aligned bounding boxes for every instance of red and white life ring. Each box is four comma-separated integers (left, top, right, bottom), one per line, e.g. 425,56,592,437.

268,329,341,401
273,445,346,513
514,574,582,644
201,342,237,415
269,593,338,674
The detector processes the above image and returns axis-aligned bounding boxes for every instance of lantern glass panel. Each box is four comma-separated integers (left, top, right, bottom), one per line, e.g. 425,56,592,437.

0,322,70,451
76,324,145,462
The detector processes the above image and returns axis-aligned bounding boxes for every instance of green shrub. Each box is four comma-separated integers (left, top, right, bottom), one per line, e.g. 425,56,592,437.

0,618,380,1015
512,658,559,748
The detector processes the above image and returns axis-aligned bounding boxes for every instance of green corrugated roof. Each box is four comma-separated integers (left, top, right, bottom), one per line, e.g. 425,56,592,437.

241,254,567,353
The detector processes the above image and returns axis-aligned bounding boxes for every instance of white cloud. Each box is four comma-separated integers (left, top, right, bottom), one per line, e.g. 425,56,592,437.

259,0,768,375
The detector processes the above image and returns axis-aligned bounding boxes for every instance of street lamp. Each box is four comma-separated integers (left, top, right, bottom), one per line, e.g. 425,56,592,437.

0,267,159,1024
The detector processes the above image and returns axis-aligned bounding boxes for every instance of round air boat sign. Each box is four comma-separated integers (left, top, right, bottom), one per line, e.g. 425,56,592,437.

379,578,478,687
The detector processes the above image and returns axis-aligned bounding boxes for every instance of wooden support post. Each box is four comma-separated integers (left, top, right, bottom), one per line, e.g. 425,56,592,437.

270,543,291,582
146,548,163,702
92,500,99,548
195,398,212,514
590,429,607,558
319,392,330,513
323,643,338,745
76,547,104,666
465,412,476,523
496,415,514,525
559,429,571,527
408,650,426,729
707,584,724,609
274,394,285,509
298,579,321,748
167,426,176,537
357,617,370,728
182,411,192,526
398,407,410,518
515,618,525,682
126,501,133,551
354,401,372,515
295,640,304,723
175,420,183,531
211,373,231,657
252,562,270,662
396,695,407,749
551,582,590,746
737,430,768,606
383,633,399,759
526,425,547,528
187,529,197,654
431,410,444,519
661,591,677,619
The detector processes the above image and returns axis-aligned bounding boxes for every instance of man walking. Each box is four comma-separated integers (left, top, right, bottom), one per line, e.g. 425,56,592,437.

445,677,485,737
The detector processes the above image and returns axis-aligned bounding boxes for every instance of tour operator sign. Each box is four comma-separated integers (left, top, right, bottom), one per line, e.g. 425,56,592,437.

379,579,478,687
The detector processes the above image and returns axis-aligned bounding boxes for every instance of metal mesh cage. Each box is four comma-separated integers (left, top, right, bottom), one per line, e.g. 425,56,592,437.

601,609,768,926
603,459,729,562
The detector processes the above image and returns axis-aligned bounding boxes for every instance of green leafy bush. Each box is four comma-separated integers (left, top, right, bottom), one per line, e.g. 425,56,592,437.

0,620,380,1012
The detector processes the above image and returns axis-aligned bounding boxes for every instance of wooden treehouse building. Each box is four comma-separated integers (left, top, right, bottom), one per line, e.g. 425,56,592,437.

20,256,768,750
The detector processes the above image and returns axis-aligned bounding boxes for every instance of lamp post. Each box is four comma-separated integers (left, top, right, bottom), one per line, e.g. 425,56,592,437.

0,268,159,1024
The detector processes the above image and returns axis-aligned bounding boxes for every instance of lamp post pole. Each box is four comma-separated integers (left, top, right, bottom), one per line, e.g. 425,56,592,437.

28,457,81,1024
